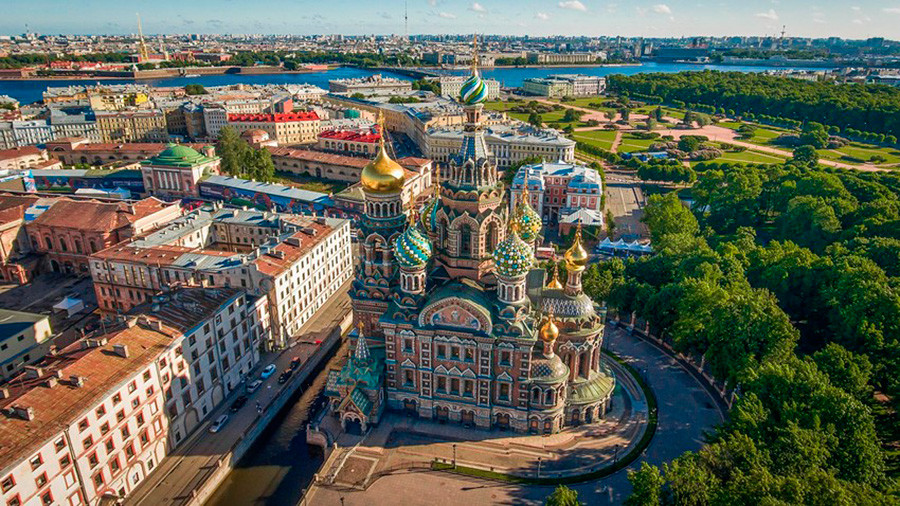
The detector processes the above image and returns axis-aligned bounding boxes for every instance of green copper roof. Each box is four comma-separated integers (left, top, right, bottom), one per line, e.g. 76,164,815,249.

569,372,615,405
143,143,216,168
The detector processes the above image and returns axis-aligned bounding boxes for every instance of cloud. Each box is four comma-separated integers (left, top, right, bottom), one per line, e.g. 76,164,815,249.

755,8,778,21
438,11,456,18
850,6,861,11
536,12,550,20
883,7,900,14
469,2,486,12
427,0,437,5
558,0,587,12
652,4,672,14
207,19,223,26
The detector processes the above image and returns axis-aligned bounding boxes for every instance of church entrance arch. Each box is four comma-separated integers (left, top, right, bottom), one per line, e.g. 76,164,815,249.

403,399,418,417
460,410,475,426
495,412,510,430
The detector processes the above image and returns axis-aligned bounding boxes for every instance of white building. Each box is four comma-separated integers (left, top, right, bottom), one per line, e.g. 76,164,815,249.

12,121,54,148
425,124,575,168
202,105,228,140
438,76,500,101
510,161,604,226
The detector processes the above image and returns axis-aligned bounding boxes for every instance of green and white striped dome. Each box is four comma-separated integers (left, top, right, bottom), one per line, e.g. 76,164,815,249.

493,228,533,278
394,222,433,268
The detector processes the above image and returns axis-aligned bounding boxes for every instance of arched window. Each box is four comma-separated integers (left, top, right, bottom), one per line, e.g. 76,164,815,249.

44,236,54,250
74,239,83,254
459,224,472,257
532,387,541,403
89,239,98,253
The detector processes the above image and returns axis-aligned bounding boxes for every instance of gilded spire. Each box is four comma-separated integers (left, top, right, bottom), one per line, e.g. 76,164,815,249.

546,259,563,290
354,322,370,362
376,109,386,148
361,109,405,193
564,220,589,272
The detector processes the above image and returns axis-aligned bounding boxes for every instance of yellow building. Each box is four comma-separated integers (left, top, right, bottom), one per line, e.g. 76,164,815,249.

95,109,168,143
0,309,53,380
226,111,321,146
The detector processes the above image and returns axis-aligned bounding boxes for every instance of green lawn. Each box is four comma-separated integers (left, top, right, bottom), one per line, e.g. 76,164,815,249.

572,130,618,151
273,171,348,194
689,150,787,166
818,142,900,165
616,133,657,153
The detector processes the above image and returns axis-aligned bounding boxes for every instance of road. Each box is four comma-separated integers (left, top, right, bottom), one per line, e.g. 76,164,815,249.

124,279,352,506
306,324,725,505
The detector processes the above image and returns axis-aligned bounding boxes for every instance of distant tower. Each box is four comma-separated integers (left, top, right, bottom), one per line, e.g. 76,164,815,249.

136,13,150,62
404,0,409,43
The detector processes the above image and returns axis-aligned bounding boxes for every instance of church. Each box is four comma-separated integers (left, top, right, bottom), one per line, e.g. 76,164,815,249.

326,43,615,435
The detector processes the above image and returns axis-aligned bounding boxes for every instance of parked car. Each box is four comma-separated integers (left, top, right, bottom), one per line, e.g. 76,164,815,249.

278,368,293,384
230,395,248,413
290,356,302,370
209,414,229,433
260,364,277,379
246,379,263,394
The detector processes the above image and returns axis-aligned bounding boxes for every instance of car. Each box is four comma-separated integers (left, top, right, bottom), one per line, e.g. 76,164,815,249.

246,379,263,394
260,364,277,379
208,414,229,433
277,368,293,384
230,395,248,413
290,356,302,370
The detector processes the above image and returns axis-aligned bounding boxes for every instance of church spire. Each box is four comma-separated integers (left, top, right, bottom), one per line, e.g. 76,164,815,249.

354,322,371,363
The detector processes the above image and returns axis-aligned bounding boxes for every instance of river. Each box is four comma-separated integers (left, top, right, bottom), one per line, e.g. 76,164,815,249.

0,62,832,105
204,340,347,506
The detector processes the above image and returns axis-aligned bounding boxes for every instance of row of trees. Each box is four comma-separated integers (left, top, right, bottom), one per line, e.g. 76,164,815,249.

591,162,900,504
608,71,900,138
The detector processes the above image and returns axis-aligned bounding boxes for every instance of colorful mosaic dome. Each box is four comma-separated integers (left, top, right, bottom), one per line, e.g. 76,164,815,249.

459,70,488,106
515,193,542,243
493,228,533,278
420,196,438,234
394,222,432,268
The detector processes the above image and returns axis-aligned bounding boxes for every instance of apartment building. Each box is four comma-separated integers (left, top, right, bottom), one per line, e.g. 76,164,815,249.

226,112,320,146
425,124,575,168
90,205,352,349
510,160,604,226
522,74,606,98
438,76,501,101
95,110,168,143
0,286,264,506
0,310,53,381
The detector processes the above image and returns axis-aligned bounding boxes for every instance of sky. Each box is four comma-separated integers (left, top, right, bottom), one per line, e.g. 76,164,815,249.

3,0,900,39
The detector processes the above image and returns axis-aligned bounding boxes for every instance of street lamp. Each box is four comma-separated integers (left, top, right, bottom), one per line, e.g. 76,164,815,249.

452,443,457,468
537,457,542,478
614,444,620,463
340,496,345,506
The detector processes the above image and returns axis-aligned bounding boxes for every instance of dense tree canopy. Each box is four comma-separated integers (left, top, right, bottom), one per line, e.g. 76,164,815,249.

608,71,900,138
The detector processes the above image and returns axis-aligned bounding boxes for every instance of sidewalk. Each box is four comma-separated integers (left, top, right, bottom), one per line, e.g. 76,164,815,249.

125,279,352,506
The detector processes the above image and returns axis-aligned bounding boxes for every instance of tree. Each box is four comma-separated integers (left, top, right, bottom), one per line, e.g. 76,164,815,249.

619,108,631,121
545,485,580,506
184,83,207,95
792,144,819,166
813,343,873,403
626,462,664,506
216,127,244,176
642,193,699,248
800,122,829,149
604,110,617,122
605,209,616,238
678,136,703,153
528,112,543,127
562,108,583,123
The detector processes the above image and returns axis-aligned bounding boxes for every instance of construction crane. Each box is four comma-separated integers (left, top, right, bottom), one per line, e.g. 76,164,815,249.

136,13,150,62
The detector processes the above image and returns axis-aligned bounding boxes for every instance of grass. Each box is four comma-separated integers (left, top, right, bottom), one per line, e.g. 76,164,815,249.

712,150,787,165
572,130,618,151
273,171,348,194
431,348,659,486
817,142,900,165
616,133,658,154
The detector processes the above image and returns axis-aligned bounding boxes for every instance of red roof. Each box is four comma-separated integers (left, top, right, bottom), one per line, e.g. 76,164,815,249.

267,147,369,168
0,146,43,161
30,197,176,232
228,111,319,123
318,129,381,144
253,221,333,277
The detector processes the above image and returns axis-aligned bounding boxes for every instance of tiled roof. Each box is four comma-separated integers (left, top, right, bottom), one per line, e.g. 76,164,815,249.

0,146,42,161
228,111,319,123
29,197,173,232
267,147,369,168
0,323,174,470
318,129,380,143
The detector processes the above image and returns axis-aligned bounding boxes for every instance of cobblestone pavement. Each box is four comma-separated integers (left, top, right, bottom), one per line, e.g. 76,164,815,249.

305,324,725,505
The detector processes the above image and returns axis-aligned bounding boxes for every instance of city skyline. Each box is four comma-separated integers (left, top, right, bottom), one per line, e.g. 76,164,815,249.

4,0,900,39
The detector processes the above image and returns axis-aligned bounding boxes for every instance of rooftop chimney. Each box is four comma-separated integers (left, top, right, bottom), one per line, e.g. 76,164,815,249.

70,375,85,387
9,405,35,421
112,344,130,359
24,366,43,379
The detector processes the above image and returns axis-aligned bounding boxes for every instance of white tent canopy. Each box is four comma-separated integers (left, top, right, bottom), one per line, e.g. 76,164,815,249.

53,296,84,317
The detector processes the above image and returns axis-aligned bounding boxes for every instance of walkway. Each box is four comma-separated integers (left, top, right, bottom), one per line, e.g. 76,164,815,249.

304,324,725,505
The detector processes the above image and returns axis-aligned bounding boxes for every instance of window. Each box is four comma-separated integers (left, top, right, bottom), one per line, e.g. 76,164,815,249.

131,398,140,409
499,383,510,401
121,426,130,439
59,455,71,469
465,349,474,362
105,439,114,453
110,457,121,474
83,436,94,450
450,378,460,395
136,413,145,426
6,496,20,506
500,351,511,366
41,492,52,506
437,345,446,359
29,455,42,470
55,438,66,452
143,370,151,382
450,347,459,360
35,473,47,487
125,444,135,460
116,410,125,422
1,475,14,492
403,338,413,353
78,418,89,431
95,405,106,417
112,393,121,405
128,381,137,393
88,452,99,468
140,430,149,445
437,377,446,392
100,422,110,435
93,472,104,488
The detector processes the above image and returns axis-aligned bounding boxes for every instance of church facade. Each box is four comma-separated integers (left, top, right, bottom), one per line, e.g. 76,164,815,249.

330,44,615,434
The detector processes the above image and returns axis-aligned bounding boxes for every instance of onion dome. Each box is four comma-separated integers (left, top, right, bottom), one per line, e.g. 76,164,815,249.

545,262,563,290
564,222,589,272
540,313,560,343
460,70,488,106
420,167,441,234
361,112,405,193
514,184,542,243
493,221,534,278
394,213,432,268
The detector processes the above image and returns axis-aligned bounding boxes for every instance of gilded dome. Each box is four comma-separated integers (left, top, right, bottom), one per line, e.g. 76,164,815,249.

492,224,533,278
564,223,589,272
361,143,405,194
514,185,542,243
545,263,563,290
540,313,560,343
394,219,432,268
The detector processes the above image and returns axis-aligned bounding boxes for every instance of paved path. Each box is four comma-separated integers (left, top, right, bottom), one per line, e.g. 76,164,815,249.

305,325,725,505
124,279,352,506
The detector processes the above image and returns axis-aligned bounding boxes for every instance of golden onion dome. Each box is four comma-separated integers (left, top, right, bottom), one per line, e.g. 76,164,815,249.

361,143,405,194
539,313,560,343
564,222,589,271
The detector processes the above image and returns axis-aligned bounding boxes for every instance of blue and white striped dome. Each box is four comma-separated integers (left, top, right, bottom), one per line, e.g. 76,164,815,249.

394,222,433,268
459,70,488,106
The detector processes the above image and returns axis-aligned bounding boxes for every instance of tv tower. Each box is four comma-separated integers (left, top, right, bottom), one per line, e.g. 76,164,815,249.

404,0,409,42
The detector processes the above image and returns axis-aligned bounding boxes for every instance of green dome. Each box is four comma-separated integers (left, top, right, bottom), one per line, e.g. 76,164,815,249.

144,143,214,168
515,196,542,243
420,196,438,234
394,222,433,268
493,228,533,278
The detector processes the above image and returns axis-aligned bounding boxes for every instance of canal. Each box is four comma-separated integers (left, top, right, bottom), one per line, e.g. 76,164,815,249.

204,340,348,506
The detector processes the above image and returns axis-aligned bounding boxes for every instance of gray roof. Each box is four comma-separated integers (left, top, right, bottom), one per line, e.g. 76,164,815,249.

202,175,333,206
